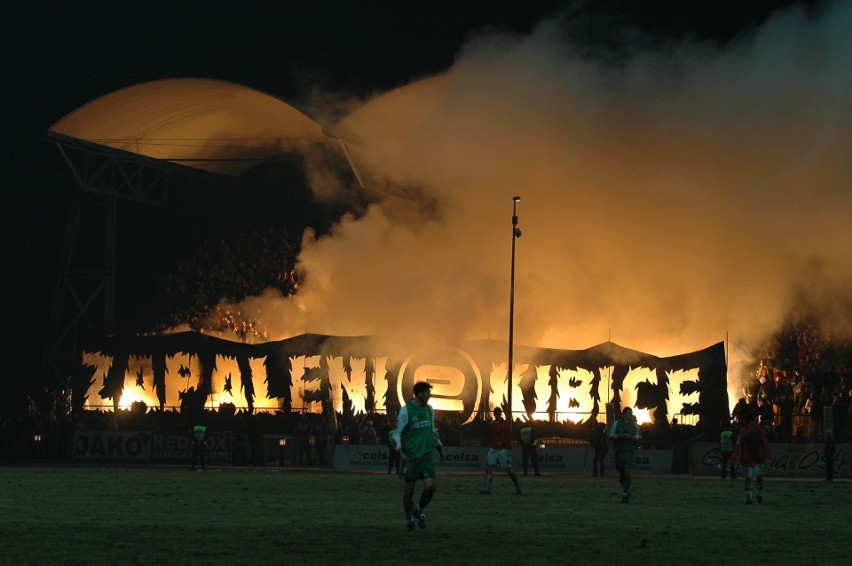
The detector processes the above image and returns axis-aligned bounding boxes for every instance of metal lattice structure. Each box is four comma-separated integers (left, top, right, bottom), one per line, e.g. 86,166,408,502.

41,78,359,391
42,137,193,386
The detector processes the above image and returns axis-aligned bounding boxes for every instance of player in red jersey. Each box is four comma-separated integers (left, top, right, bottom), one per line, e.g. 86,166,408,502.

480,407,521,495
730,413,769,504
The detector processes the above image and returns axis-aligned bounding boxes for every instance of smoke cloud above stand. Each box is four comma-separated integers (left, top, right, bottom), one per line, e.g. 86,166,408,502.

212,2,852,386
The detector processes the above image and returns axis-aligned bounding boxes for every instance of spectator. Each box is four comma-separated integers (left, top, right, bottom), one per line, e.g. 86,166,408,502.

312,415,328,466
294,415,312,466
519,422,542,477
824,430,835,482
360,419,378,445
191,423,207,471
732,398,749,427
719,423,736,480
590,422,609,477
385,417,401,474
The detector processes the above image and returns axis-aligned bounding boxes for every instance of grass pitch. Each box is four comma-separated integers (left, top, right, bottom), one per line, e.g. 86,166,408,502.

0,466,847,565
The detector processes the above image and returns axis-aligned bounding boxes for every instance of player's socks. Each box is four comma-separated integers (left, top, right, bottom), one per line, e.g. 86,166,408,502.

419,489,434,510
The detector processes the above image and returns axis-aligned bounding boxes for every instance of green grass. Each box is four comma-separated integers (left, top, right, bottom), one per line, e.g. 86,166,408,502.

0,466,847,565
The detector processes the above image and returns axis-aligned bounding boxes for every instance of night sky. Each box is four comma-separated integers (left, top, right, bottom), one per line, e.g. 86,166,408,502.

2,0,815,409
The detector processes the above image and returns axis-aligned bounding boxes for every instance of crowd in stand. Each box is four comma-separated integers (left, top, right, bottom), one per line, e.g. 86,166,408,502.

735,319,851,443
153,227,302,341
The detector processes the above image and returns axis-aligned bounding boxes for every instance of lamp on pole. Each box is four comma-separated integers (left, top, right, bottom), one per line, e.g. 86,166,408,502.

507,196,521,421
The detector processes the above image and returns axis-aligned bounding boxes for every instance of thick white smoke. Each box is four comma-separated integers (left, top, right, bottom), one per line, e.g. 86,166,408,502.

221,2,852,388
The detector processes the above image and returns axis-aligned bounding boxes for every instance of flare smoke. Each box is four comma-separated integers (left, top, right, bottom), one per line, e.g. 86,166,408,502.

215,2,852,389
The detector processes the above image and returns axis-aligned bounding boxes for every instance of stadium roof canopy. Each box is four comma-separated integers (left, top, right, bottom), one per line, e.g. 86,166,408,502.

48,78,333,176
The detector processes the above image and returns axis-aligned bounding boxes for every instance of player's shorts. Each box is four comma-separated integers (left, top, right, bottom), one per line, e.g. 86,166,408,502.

743,464,764,479
487,448,513,470
401,451,437,481
614,450,635,471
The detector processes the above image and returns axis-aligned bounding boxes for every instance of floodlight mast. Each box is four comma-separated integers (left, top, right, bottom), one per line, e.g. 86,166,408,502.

507,196,521,421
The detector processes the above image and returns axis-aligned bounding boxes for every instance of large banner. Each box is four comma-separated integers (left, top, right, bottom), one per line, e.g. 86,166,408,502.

75,333,728,426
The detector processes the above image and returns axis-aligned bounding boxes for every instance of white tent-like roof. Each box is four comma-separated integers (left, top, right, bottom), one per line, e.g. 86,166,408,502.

49,78,331,176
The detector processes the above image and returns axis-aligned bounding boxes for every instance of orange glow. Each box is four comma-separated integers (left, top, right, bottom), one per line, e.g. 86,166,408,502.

487,362,529,416
414,365,465,411
666,368,701,423
327,355,369,414
554,366,596,424
633,408,652,425
82,351,272,411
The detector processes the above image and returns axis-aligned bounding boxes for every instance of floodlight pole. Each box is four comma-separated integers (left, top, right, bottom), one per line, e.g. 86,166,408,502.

507,196,521,421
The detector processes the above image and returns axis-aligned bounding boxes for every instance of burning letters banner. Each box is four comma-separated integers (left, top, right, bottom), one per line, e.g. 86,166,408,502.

76,333,728,426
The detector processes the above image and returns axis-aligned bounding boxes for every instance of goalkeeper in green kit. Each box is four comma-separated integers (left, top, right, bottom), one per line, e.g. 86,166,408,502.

392,381,446,531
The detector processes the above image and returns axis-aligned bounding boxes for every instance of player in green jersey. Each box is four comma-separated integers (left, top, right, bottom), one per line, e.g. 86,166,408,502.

609,406,641,503
392,381,445,530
